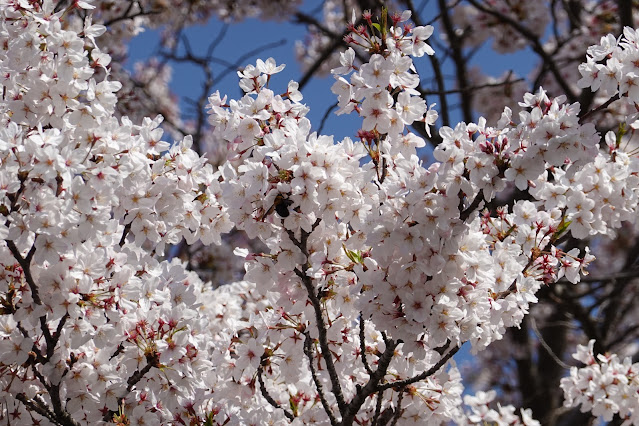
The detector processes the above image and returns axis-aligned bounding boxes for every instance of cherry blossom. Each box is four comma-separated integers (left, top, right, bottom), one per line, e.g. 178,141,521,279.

561,340,639,424
2,1,639,425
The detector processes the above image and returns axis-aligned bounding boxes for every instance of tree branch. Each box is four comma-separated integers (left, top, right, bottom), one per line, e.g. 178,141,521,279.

371,389,384,426
465,0,578,102
341,338,400,425
378,344,460,391
460,189,485,222
6,240,41,305
288,219,349,417
359,314,374,376
304,331,339,425
437,0,473,124
257,355,295,422
16,394,61,425
390,388,405,426
579,93,621,121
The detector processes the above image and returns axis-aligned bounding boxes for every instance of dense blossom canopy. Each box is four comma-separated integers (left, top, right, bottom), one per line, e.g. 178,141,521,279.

1,1,639,425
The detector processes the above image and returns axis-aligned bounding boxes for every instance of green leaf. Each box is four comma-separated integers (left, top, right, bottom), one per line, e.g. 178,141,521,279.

204,412,214,426
617,122,627,148
289,395,299,416
343,245,364,264
552,218,572,241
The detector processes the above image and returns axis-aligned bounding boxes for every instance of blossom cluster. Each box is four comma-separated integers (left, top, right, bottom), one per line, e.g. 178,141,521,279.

44,0,304,140
578,27,639,124
0,1,231,423
204,278,466,424
456,390,540,426
561,340,639,424
453,0,639,125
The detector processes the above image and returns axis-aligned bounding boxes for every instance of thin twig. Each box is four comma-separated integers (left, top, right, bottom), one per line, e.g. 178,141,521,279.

257,357,295,421
421,75,525,96
288,219,348,416
557,269,639,285
529,316,571,369
578,93,621,121
465,0,578,102
293,12,368,89
15,394,59,425
6,241,41,305
103,352,161,422
103,4,161,27
317,102,339,135
378,345,460,391
371,389,384,426
605,323,639,351
390,388,405,426
359,313,374,376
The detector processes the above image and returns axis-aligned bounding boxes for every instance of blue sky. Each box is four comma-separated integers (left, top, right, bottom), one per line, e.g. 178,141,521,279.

125,4,537,143
126,6,361,140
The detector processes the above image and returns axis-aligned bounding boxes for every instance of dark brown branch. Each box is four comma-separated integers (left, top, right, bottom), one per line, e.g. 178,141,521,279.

288,219,348,416
207,38,288,81
435,340,451,356
16,394,60,425
5,238,74,425
50,314,69,359
49,383,79,426
293,12,367,89
53,0,69,13
390,388,405,426
378,344,460,391
606,323,639,351
126,358,156,392
118,222,131,247
304,331,338,425
426,54,450,128
103,352,161,422
549,0,562,46
400,0,452,127
340,338,400,425
257,356,295,421
317,102,339,135
465,0,578,102
549,290,605,354
109,343,125,361
557,269,639,285
6,241,41,305
288,276,347,414
359,313,374,376
564,0,583,32
618,0,634,30
371,389,384,426
438,0,473,123
460,189,484,222
103,3,162,28
529,316,570,370
578,93,621,121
